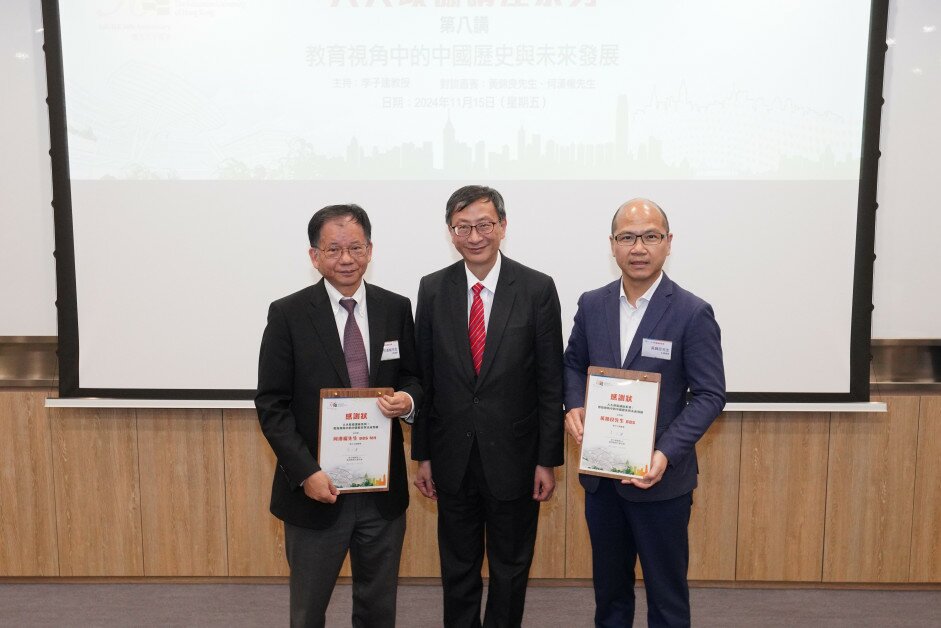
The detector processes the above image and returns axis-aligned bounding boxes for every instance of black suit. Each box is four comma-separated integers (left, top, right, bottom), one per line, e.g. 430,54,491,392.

412,256,564,627
256,279,421,626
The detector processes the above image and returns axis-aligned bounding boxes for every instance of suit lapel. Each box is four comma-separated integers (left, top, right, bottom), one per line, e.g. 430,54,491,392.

365,283,386,387
307,280,351,387
447,262,476,384
603,280,622,368
623,274,673,369
475,258,516,390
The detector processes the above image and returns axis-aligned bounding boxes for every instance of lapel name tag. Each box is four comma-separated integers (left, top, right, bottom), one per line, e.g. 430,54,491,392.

381,340,401,361
641,338,672,360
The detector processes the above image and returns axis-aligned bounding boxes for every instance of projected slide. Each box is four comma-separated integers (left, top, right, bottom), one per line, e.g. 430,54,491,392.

49,0,878,397
62,1,864,181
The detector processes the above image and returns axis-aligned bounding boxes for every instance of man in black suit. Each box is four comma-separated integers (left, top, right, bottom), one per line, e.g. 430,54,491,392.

256,204,422,628
412,185,564,628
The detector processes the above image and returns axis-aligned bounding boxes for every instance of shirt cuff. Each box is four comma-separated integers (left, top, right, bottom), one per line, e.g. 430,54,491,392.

400,392,416,424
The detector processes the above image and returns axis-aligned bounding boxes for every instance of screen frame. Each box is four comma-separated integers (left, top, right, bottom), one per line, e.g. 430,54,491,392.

41,0,889,402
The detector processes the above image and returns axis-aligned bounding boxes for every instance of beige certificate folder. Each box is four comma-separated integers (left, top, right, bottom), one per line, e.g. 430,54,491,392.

318,388,394,493
578,367,661,480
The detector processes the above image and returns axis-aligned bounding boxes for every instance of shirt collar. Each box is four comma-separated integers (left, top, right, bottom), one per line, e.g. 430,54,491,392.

465,251,502,294
620,271,663,309
324,279,367,316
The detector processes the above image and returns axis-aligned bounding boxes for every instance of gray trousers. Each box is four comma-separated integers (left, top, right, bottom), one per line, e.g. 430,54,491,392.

284,495,406,628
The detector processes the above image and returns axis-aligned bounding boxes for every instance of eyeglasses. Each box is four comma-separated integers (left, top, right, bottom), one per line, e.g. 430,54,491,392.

315,243,370,259
450,221,499,238
613,232,667,247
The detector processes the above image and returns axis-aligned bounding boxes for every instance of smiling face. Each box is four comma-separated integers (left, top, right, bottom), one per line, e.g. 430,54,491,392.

308,216,372,297
449,197,506,280
610,201,672,300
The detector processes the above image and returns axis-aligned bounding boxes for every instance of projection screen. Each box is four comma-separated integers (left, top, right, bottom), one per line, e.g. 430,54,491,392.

42,0,886,401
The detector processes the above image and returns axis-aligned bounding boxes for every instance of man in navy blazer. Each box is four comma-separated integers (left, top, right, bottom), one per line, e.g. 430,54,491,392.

563,198,725,628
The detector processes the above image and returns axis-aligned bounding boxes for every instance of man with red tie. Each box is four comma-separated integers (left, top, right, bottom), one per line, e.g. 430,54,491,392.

411,185,565,627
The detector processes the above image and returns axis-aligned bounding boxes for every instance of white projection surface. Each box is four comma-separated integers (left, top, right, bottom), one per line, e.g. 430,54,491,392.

54,0,874,394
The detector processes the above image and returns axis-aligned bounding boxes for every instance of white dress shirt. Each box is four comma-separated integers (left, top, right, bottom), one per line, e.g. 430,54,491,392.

323,279,370,366
619,272,664,366
322,279,414,422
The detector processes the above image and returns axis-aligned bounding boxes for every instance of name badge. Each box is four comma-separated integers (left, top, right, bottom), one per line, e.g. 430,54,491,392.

642,338,672,360
381,340,400,361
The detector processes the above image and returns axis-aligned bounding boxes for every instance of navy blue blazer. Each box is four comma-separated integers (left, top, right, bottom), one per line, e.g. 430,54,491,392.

562,273,726,502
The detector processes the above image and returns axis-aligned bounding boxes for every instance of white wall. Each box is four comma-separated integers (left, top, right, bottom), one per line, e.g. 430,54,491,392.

871,0,941,338
0,0,56,335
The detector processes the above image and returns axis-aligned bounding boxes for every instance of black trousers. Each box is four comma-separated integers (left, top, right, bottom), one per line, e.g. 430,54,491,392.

436,441,540,628
284,494,406,628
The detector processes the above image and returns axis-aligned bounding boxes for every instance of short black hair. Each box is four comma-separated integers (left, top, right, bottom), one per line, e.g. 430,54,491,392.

445,185,506,225
610,198,670,235
308,204,372,248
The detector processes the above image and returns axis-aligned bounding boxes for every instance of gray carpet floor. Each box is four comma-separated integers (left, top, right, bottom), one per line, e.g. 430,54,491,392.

0,583,938,627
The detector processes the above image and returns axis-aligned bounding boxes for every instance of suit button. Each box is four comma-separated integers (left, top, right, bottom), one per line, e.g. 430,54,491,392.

466,431,472,438
473,397,479,404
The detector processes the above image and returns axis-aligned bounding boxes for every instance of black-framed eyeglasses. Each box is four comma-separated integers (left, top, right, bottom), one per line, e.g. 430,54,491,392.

315,243,371,259
450,221,499,238
613,232,667,247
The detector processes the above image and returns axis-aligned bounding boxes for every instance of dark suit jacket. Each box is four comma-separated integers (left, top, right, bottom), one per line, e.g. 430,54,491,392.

412,256,564,501
255,279,422,529
562,274,726,502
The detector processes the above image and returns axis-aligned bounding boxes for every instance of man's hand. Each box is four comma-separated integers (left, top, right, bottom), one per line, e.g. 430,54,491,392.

564,407,586,444
414,460,437,500
624,450,668,490
303,470,339,503
532,465,556,502
377,392,412,418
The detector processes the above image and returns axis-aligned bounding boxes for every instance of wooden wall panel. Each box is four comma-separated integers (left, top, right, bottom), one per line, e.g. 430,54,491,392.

51,408,143,576
3,391,932,583
222,409,289,576
823,397,919,582
564,433,592,578
0,390,58,576
339,552,353,577
530,464,566,578
737,412,829,581
137,409,228,576
567,415,745,582
399,424,567,579
910,395,941,582
399,424,441,577
689,412,741,581
222,417,432,579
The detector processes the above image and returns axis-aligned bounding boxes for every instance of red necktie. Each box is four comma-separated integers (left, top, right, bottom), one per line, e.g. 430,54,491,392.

469,283,486,375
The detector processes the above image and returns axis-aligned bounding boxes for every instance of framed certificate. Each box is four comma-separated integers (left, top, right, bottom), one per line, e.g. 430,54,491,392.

578,367,661,480
318,388,394,493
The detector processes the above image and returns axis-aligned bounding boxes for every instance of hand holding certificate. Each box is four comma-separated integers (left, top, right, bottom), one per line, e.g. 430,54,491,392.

578,367,661,481
318,388,394,493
